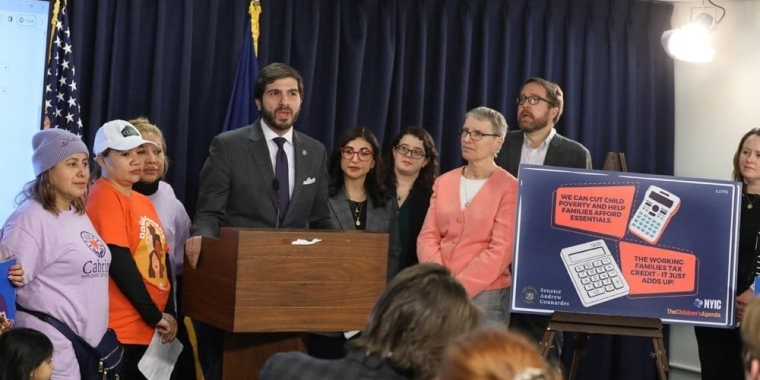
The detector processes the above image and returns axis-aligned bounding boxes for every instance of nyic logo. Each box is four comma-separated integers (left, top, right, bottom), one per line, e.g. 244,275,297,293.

694,298,722,310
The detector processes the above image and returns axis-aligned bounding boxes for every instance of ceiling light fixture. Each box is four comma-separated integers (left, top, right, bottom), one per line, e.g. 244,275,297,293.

661,0,726,63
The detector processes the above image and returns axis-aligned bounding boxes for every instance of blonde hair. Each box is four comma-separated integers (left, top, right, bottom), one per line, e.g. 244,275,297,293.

439,328,560,380
129,116,170,175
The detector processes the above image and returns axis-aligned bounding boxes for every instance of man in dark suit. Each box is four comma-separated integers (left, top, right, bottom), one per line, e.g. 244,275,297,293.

185,63,332,378
186,62,331,265
495,77,592,360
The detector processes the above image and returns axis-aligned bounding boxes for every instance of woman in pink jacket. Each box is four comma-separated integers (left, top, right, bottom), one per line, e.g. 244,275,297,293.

417,107,518,324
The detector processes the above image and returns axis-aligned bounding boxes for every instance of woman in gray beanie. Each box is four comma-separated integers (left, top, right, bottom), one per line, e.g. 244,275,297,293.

1,128,113,379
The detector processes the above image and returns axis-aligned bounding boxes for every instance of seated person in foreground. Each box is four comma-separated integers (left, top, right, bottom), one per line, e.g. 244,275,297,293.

439,327,560,380
742,298,760,380
260,263,483,380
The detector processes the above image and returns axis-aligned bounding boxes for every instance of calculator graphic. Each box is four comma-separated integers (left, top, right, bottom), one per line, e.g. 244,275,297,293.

628,185,681,244
561,240,630,307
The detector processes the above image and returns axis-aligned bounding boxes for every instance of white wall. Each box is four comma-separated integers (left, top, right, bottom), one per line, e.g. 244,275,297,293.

673,1,760,180
671,1,760,379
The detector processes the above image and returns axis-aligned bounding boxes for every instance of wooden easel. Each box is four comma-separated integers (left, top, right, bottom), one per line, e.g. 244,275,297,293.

538,152,668,380
602,152,628,172
539,312,668,380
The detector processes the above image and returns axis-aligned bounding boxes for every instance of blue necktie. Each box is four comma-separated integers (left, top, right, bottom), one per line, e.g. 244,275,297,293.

273,137,290,215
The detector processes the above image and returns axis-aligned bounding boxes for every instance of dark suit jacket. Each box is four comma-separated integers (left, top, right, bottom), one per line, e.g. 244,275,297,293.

495,130,592,177
328,193,401,281
260,350,407,380
192,119,331,237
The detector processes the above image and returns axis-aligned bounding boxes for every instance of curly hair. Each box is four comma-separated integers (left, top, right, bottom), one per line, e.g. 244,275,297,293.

384,126,439,192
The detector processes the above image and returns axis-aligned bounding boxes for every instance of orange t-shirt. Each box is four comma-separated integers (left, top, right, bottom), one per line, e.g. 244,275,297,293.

87,178,171,345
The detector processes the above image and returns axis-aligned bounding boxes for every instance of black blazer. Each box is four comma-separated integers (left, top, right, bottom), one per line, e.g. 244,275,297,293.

192,119,331,237
395,184,432,270
495,130,592,177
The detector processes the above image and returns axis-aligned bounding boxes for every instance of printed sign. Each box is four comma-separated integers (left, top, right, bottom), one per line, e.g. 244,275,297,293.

510,165,740,328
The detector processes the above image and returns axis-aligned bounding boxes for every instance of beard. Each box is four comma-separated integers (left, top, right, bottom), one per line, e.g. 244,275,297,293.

261,105,301,132
518,111,551,134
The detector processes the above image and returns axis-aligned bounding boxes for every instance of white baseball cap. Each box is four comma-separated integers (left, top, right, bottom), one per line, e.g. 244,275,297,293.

93,119,157,155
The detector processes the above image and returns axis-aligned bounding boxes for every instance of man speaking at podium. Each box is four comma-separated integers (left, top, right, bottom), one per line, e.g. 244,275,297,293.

186,62,331,266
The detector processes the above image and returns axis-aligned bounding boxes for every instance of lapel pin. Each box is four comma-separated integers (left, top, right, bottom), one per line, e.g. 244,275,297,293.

302,150,307,156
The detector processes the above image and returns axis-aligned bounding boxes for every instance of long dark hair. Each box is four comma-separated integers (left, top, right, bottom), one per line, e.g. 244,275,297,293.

0,328,54,380
328,127,388,207
384,126,439,193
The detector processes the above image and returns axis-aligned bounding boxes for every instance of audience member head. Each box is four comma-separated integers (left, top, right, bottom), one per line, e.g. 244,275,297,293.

348,263,483,380
518,77,564,130
130,117,169,183
439,327,560,380
0,328,55,380
386,126,439,191
18,128,89,215
328,127,387,206
733,127,760,184
92,120,156,188
742,298,760,380
253,63,304,133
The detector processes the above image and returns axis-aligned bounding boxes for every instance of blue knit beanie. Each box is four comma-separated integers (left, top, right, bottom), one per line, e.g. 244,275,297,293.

31,128,89,176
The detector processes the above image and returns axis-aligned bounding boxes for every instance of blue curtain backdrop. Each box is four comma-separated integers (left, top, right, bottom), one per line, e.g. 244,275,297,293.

66,1,675,379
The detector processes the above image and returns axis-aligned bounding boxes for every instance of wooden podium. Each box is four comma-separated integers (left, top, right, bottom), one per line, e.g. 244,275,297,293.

182,228,389,379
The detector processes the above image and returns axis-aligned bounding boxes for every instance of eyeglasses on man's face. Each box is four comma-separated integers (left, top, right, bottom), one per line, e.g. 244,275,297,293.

340,147,374,161
516,95,554,106
394,144,426,159
460,128,499,142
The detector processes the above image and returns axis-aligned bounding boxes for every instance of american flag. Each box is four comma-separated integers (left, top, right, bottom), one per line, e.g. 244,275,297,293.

44,2,82,135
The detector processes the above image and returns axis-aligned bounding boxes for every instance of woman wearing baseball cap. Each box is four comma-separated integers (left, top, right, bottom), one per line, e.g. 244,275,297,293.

1,128,111,379
86,120,177,379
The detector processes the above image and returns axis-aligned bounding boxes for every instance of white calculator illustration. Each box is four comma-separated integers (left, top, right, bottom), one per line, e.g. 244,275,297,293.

561,240,630,307
628,185,681,244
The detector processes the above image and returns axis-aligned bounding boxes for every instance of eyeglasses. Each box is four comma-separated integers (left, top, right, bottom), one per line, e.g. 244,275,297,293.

516,95,555,106
340,147,374,162
394,144,426,159
460,128,499,141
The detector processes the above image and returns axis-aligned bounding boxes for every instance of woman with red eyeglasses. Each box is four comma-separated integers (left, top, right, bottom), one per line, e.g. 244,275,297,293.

309,127,401,360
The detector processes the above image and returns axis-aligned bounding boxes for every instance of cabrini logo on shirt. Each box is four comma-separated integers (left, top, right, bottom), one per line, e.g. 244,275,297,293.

80,231,109,279
80,231,106,258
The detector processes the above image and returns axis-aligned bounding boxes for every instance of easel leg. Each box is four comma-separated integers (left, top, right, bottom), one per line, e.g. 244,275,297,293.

651,337,669,380
568,333,588,380
540,330,557,359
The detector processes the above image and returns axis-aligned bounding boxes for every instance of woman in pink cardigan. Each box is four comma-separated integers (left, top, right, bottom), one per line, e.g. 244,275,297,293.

417,106,518,324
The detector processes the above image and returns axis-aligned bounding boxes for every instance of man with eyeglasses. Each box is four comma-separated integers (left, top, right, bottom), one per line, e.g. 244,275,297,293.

495,77,592,362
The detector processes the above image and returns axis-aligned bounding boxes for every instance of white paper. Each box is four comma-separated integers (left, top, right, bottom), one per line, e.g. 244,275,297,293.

291,238,322,245
137,331,183,380
344,330,361,339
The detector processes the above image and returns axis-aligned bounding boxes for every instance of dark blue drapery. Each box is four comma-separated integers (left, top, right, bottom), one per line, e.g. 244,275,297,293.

68,1,675,379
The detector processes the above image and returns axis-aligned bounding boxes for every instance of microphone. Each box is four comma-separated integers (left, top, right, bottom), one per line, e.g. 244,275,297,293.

272,179,281,228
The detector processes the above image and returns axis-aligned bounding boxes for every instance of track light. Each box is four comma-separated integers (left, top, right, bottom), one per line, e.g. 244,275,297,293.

661,1,725,63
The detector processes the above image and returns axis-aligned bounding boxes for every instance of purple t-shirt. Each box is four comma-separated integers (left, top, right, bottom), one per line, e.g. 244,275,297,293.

148,181,191,276
1,199,111,380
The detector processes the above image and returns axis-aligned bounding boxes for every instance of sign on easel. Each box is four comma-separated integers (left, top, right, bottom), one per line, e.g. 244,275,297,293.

510,164,741,328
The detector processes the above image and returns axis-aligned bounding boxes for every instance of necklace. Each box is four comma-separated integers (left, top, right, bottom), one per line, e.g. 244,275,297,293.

396,189,410,205
746,193,759,210
345,189,364,226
